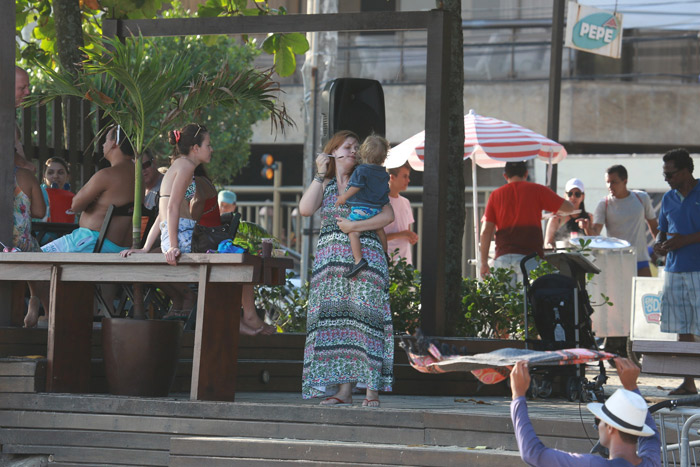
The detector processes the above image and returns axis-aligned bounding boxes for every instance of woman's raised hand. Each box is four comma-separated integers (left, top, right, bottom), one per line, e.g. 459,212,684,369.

316,153,330,174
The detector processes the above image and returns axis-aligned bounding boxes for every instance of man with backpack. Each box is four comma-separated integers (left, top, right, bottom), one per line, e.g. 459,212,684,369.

591,165,658,277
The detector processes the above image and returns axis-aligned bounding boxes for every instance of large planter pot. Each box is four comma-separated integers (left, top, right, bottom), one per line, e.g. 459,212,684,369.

102,318,183,397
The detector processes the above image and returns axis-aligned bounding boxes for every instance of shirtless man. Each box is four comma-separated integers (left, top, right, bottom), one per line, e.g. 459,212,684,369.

25,126,135,327
41,126,135,253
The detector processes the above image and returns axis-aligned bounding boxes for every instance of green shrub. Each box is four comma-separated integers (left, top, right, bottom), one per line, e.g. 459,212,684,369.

387,251,422,335
255,273,308,333
456,267,525,338
257,256,568,339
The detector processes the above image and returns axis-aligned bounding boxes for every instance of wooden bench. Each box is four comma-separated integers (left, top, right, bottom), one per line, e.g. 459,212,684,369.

634,340,700,377
0,252,292,401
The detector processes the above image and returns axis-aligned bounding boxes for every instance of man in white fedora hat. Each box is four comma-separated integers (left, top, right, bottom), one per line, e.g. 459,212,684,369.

510,357,660,466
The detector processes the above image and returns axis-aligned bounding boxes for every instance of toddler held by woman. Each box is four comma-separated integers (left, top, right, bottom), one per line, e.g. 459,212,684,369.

335,135,390,278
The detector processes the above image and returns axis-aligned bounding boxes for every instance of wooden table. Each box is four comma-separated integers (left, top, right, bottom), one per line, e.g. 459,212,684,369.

0,252,292,401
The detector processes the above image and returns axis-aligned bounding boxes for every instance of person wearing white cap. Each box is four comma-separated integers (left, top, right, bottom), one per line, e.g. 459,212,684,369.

545,178,595,249
510,357,660,466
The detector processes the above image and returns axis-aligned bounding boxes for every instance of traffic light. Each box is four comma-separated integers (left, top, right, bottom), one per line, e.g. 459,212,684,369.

260,153,277,180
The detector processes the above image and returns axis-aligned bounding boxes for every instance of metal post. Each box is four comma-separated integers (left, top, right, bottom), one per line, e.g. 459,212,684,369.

472,156,481,280
574,287,581,378
524,298,529,350
547,0,565,191
681,413,700,466
0,0,15,325
272,161,282,239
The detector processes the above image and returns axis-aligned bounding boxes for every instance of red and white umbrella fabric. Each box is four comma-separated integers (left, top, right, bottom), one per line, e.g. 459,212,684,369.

385,131,425,170
386,109,568,279
385,109,567,170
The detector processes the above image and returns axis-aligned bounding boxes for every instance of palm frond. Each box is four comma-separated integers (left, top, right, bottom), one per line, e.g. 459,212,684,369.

24,32,291,248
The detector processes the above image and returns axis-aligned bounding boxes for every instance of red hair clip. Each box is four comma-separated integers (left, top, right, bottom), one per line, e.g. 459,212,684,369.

174,130,181,143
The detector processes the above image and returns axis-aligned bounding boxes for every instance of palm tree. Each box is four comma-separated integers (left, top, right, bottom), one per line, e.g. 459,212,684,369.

26,33,292,248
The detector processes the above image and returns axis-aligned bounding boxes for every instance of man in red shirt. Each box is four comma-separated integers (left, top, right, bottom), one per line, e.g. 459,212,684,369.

479,161,573,281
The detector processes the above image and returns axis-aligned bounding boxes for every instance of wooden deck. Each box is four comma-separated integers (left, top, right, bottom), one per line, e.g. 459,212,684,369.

1,327,695,465
1,390,608,466
0,327,536,465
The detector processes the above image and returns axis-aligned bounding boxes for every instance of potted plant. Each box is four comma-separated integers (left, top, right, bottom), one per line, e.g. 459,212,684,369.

26,33,291,396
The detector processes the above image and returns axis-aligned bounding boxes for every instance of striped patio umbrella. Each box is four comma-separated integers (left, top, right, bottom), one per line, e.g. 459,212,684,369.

386,109,568,278
386,109,567,169
416,109,567,167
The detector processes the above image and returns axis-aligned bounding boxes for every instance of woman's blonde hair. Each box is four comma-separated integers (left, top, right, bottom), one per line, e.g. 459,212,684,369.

359,134,389,165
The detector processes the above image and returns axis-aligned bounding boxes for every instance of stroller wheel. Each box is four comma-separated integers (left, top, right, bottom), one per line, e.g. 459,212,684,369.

580,384,592,403
527,378,538,399
538,378,553,398
566,376,580,402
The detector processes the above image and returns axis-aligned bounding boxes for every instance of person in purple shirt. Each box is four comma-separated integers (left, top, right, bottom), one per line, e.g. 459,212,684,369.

510,357,661,466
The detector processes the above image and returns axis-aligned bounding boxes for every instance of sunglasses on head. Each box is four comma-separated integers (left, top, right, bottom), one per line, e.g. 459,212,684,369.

567,191,583,198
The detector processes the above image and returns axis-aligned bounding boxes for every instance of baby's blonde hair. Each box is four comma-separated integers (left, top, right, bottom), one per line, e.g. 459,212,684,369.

359,134,390,165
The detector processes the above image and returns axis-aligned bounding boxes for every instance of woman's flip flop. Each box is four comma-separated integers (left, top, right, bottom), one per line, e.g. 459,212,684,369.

320,396,352,406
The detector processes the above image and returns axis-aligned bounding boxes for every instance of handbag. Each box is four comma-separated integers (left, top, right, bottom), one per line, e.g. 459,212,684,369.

191,212,241,253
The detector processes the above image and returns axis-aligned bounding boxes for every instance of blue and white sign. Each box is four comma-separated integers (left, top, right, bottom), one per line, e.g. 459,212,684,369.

565,2,623,59
630,277,677,342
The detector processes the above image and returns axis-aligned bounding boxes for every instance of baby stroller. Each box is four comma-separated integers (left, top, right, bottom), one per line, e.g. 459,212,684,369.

520,252,607,402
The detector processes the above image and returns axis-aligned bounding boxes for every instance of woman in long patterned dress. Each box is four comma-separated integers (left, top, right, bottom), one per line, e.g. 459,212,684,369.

299,131,395,408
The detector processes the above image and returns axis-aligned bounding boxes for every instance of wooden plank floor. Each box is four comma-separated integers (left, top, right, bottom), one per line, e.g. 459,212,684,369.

0,324,690,466
0,391,600,467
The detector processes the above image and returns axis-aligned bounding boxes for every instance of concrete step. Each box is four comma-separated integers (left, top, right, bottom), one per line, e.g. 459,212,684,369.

169,437,524,466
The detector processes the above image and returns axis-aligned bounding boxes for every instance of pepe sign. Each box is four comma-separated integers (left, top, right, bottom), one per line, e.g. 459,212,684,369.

573,13,619,48
565,2,623,59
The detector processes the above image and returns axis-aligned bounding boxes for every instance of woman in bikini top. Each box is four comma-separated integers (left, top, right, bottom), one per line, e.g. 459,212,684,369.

161,177,196,202
121,123,213,265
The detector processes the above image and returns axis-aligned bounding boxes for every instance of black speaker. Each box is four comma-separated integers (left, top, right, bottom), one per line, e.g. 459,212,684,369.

321,78,385,145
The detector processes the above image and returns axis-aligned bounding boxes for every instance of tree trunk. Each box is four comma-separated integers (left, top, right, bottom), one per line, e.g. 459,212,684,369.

53,0,84,75
54,0,85,190
440,0,466,335
54,2,146,317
